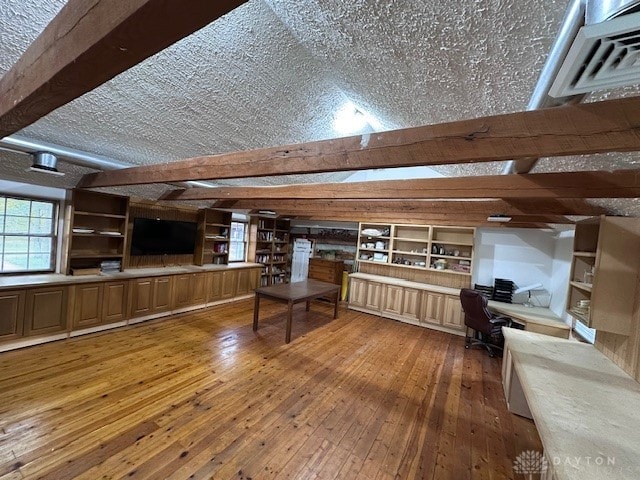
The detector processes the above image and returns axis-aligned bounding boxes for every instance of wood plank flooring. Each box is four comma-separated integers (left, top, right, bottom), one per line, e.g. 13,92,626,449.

0,298,541,479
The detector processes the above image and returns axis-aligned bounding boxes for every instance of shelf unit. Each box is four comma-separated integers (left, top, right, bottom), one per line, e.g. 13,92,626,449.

65,189,129,275
356,223,475,276
251,217,291,286
566,216,640,335
195,209,232,266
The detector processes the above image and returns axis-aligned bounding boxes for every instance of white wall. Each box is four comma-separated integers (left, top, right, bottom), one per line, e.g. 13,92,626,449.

473,227,564,308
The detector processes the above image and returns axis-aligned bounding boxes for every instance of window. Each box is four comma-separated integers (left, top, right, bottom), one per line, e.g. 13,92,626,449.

0,195,57,273
229,221,247,262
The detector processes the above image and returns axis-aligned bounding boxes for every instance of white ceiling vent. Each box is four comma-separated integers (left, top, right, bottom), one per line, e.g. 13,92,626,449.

549,9,640,97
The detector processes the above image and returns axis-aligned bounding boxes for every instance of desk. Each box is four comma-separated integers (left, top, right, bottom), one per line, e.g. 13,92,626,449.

502,328,640,479
489,300,570,339
253,279,340,343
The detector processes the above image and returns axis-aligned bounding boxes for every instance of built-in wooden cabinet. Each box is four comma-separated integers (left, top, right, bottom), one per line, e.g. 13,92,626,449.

357,222,475,277
348,274,464,335
567,216,640,335
24,286,68,336
65,189,129,275
442,295,465,330
251,216,291,286
195,209,232,266
420,291,444,326
173,273,207,309
0,290,25,340
208,271,223,302
72,281,128,329
130,276,173,318
236,268,260,296
221,270,238,299
382,284,404,316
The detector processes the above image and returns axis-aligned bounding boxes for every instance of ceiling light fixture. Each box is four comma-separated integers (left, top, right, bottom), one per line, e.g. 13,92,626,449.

487,214,512,222
333,101,383,136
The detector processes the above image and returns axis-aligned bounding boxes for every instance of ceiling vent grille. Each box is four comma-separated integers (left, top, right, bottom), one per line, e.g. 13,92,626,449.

549,10,640,97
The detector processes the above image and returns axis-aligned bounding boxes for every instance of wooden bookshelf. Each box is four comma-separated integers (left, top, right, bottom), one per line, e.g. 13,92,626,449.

65,189,129,275
195,209,232,266
250,216,290,286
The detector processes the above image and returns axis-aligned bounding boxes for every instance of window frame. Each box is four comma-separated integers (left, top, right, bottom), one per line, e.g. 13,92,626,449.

228,220,248,263
0,194,59,275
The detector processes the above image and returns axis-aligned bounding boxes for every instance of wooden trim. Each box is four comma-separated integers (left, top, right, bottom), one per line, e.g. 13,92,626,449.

0,0,247,137
79,96,640,187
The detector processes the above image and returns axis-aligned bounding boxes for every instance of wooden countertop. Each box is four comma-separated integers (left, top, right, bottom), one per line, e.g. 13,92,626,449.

0,262,262,291
503,328,640,479
349,272,460,296
489,300,570,331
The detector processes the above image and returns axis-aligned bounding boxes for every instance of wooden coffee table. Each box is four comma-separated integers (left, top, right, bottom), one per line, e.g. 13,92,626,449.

253,279,341,343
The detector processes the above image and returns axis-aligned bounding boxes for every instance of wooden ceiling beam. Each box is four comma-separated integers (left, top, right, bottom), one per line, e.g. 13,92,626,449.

221,198,605,216
270,210,572,225
286,211,553,228
166,169,640,201
0,0,246,137
79,95,640,187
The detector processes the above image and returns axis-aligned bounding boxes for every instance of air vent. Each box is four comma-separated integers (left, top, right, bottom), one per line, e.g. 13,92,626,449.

549,10,640,97
29,152,64,176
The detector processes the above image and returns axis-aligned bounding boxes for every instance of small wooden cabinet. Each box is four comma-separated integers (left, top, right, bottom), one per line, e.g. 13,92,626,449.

208,271,223,302
382,284,404,316
567,216,640,335
130,276,173,318
24,286,68,336
308,258,344,285
0,290,26,340
72,281,128,329
173,273,207,309
402,288,421,321
420,291,444,326
348,277,368,308
442,295,465,330
221,270,238,299
365,282,383,312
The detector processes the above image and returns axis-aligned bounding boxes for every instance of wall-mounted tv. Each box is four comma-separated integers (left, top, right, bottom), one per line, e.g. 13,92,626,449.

130,218,198,256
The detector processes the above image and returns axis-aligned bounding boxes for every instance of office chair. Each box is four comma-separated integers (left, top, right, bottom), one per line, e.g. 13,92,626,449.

459,288,512,357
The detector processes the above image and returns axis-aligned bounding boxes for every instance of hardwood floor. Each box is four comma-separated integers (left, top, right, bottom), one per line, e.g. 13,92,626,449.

0,299,541,479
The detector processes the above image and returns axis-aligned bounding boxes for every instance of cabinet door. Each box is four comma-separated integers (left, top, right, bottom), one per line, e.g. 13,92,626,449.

173,274,192,309
365,282,383,311
420,291,444,325
236,269,251,296
130,278,153,317
208,271,223,302
72,283,104,328
191,273,207,305
0,290,26,340
249,268,260,290
153,276,172,312
221,270,238,299
349,278,367,308
402,288,421,321
102,281,128,324
442,295,465,330
382,285,404,316
24,287,68,336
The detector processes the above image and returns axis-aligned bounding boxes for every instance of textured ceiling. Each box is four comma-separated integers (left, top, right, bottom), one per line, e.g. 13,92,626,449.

0,0,639,214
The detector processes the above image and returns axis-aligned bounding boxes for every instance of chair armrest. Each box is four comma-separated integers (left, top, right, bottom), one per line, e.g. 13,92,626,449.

489,315,512,326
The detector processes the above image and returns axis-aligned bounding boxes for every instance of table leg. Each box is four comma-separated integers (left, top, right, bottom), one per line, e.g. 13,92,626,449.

306,300,310,312
286,300,293,344
333,290,339,319
253,294,260,331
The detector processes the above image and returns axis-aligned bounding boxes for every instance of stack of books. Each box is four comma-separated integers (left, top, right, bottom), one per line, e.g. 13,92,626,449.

100,260,121,274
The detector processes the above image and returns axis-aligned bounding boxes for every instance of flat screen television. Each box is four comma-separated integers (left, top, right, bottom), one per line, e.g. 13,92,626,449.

130,218,198,256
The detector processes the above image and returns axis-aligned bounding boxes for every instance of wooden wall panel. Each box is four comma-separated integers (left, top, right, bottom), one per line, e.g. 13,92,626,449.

359,263,470,289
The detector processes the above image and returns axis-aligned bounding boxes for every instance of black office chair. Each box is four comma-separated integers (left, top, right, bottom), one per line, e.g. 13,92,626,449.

459,288,512,357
